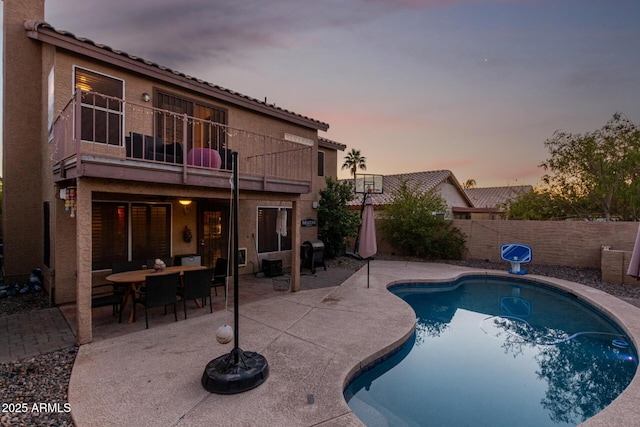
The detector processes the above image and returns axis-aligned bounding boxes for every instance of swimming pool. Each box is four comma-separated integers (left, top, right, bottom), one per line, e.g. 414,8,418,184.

344,275,638,427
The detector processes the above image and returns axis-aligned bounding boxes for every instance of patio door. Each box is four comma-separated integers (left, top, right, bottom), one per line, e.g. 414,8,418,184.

198,201,229,268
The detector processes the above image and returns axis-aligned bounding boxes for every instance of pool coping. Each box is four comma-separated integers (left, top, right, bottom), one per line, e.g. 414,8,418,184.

68,261,640,426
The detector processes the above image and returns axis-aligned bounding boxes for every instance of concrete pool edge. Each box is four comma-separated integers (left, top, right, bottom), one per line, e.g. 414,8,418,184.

67,261,640,426
343,263,640,427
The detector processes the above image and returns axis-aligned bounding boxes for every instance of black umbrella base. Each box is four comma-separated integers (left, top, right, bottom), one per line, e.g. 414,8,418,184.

201,348,269,394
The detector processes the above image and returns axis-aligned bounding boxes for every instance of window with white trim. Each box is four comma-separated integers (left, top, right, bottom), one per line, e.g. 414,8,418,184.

74,67,124,145
257,207,292,253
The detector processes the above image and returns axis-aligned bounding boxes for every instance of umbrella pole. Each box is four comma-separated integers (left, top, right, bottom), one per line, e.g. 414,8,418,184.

367,258,370,288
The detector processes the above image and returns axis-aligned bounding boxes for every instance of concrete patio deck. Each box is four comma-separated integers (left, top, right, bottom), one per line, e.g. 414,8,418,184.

68,261,640,426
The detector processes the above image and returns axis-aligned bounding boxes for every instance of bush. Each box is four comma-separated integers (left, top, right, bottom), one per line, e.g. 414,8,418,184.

381,180,465,259
317,177,361,257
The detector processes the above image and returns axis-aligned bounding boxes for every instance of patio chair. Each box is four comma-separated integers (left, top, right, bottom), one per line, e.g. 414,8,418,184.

132,272,180,329
91,284,124,320
107,259,147,320
211,258,228,298
178,267,214,319
112,260,145,273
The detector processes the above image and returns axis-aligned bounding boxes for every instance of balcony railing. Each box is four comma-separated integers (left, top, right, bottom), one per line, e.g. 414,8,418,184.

52,90,313,193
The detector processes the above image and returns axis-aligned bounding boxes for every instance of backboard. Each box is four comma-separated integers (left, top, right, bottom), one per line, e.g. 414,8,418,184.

500,243,532,275
500,244,532,263
354,173,383,194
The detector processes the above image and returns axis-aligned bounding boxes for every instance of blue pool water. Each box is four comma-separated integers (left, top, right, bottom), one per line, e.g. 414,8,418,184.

344,276,638,427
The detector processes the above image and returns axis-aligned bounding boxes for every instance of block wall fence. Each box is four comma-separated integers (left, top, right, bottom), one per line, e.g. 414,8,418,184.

373,219,639,284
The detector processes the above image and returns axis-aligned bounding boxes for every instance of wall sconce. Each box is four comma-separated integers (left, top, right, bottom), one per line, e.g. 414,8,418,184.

179,199,192,214
142,92,151,102
312,201,319,209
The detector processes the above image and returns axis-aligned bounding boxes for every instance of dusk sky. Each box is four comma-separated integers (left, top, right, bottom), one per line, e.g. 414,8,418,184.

2,0,640,186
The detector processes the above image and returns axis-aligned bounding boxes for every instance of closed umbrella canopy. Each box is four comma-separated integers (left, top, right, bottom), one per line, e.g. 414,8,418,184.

358,197,377,259
627,225,640,279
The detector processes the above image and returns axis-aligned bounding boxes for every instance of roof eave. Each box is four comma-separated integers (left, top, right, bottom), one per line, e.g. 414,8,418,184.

27,23,329,132
318,137,347,151
452,207,505,213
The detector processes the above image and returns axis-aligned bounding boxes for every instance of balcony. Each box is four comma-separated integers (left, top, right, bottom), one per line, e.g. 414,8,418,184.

52,91,314,194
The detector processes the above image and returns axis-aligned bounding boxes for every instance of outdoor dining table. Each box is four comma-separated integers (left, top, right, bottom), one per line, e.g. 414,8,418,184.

106,265,206,323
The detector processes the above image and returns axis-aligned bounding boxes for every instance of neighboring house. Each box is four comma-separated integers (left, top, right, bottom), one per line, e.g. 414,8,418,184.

3,0,345,343
345,170,474,218
456,185,533,219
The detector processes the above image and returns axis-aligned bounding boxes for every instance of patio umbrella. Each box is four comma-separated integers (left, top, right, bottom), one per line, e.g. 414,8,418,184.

627,224,640,279
358,196,377,288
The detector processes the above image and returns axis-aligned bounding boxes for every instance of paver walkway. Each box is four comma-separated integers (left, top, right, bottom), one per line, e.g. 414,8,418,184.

0,307,75,363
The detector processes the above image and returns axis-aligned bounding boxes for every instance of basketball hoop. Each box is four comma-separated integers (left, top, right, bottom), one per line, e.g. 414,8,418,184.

354,173,384,195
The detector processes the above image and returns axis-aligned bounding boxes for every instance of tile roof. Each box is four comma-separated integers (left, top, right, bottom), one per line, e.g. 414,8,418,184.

318,137,347,151
344,170,473,207
24,20,329,131
464,185,533,208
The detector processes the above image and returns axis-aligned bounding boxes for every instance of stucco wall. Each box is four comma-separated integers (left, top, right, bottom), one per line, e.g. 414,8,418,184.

3,0,46,282
436,182,470,218
601,248,638,286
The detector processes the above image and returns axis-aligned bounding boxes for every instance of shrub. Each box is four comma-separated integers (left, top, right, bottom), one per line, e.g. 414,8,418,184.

381,180,465,259
317,177,361,257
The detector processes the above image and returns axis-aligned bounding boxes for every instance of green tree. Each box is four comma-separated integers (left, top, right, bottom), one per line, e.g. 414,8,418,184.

540,113,640,220
341,149,367,179
381,180,465,259
317,177,361,257
502,187,571,220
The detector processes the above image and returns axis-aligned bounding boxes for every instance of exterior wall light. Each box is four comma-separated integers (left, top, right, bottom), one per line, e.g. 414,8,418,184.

179,199,192,214
142,92,151,102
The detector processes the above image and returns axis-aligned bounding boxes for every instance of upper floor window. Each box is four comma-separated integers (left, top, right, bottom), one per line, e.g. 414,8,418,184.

318,151,325,177
74,67,124,145
154,90,228,151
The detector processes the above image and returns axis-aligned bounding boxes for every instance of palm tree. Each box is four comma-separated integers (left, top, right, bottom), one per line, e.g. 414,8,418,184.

342,149,367,179
463,179,477,189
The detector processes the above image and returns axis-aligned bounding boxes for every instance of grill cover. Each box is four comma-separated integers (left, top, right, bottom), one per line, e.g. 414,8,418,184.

301,240,326,274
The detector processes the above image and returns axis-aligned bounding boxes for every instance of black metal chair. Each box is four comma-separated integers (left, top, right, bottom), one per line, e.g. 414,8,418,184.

211,258,228,298
91,286,124,318
101,259,146,322
178,268,215,319
132,272,180,329
112,260,146,273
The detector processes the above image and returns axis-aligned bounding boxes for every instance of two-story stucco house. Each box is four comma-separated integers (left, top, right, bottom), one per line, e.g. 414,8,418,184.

3,0,345,343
